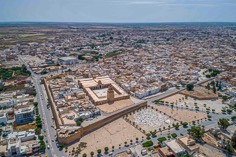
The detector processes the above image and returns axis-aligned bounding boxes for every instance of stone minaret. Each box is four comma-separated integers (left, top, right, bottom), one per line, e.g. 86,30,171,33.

107,85,114,102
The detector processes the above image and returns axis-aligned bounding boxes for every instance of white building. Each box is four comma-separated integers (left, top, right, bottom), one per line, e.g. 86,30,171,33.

0,99,14,108
165,139,186,156
58,56,78,65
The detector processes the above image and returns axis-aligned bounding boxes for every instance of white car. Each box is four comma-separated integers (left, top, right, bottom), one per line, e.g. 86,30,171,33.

47,145,50,149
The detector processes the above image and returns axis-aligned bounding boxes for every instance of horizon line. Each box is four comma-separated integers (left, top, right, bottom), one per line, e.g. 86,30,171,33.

1,21,236,24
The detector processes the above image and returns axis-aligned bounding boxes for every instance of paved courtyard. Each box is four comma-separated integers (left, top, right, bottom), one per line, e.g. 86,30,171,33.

128,108,176,132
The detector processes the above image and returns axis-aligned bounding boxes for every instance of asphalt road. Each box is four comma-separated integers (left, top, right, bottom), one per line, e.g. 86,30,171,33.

19,56,66,157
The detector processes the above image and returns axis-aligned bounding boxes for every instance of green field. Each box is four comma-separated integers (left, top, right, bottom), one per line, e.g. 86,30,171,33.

0,65,31,80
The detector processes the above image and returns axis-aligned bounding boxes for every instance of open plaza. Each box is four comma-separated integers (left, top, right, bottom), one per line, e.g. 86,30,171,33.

152,105,207,123
67,118,144,155
161,93,227,113
127,107,176,133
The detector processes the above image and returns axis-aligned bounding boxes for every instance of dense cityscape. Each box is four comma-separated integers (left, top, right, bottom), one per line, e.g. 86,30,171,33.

0,22,236,157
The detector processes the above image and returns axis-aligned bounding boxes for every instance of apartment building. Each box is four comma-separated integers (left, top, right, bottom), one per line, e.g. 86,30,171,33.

14,107,34,125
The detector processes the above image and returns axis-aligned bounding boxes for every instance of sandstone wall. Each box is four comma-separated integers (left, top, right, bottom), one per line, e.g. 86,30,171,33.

58,101,147,145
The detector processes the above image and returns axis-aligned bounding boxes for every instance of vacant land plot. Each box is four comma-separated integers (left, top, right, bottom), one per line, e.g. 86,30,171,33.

153,106,207,123
180,86,218,100
68,118,144,155
14,123,36,131
199,145,225,157
161,93,226,113
161,93,186,104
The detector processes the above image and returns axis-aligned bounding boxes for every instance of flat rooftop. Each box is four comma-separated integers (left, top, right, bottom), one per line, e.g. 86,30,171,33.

59,56,77,61
165,139,185,154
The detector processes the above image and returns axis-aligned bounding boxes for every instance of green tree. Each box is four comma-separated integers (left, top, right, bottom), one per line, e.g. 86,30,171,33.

76,120,82,126
146,133,151,139
0,85,5,91
104,147,109,152
33,102,38,107
150,130,157,137
182,122,188,127
82,153,87,157
189,126,205,140
97,149,101,154
231,116,236,122
179,154,192,157
59,143,64,149
90,151,94,156
171,133,177,138
226,142,235,153
157,137,167,143
186,84,194,91
142,140,153,147
218,118,230,130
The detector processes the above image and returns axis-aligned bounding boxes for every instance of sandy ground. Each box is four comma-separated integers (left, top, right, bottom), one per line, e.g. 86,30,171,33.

97,99,134,113
199,145,225,157
153,106,207,123
161,94,186,103
68,118,144,155
115,151,132,157
180,87,218,99
161,93,226,113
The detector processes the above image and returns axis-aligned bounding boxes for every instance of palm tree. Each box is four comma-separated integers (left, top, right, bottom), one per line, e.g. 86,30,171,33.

97,149,101,154
104,147,109,153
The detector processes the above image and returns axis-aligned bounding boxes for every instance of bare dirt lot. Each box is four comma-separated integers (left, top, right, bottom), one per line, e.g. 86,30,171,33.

161,93,226,113
199,145,225,157
68,118,144,155
180,86,218,100
153,105,207,123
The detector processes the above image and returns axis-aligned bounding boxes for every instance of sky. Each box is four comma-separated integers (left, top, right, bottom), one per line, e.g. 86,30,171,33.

0,0,236,23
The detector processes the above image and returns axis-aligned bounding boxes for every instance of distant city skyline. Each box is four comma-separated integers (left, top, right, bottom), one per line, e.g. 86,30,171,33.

0,0,236,23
